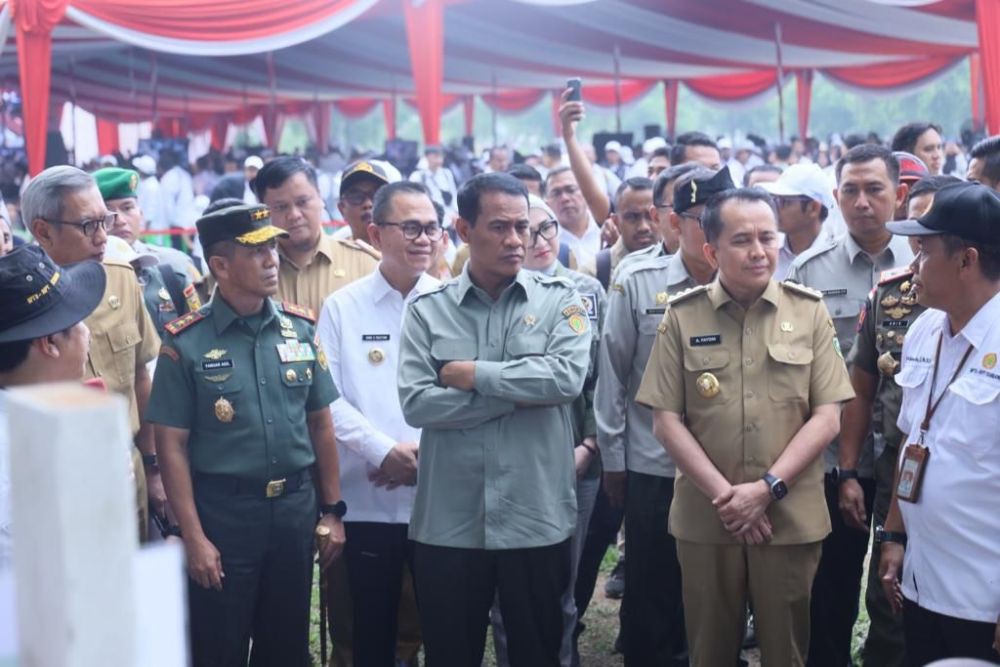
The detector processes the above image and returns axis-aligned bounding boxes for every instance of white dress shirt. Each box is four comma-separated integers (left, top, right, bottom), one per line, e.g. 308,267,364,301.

559,216,602,267
894,294,1000,623
316,266,441,524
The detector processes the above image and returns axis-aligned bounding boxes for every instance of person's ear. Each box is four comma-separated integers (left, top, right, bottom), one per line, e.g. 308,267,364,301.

669,212,682,236
703,241,720,270
895,182,910,211
30,218,57,251
368,223,384,251
456,217,472,244
208,255,229,282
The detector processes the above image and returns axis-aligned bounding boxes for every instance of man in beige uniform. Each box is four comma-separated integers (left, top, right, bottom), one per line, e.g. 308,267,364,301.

254,157,380,313
24,166,161,540
636,187,854,666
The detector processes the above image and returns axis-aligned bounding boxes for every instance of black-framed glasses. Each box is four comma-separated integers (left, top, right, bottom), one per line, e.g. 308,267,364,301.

378,221,444,241
655,203,674,211
530,219,559,246
678,210,703,223
44,212,117,237
341,189,377,206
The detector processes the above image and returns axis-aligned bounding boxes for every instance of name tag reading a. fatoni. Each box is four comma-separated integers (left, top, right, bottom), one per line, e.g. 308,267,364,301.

362,334,391,342
690,334,721,346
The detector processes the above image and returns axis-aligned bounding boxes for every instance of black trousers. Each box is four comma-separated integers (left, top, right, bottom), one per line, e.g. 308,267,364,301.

903,598,1000,666
413,539,571,667
188,479,316,667
622,471,685,666
807,474,876,667
343,522,414,667
573,480,624,630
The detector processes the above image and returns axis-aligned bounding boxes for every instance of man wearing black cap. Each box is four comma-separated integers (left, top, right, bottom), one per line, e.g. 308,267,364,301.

879,182,1000,664
253,157,380,315
595,166,731,665
146,204,347,666
0,246,106,570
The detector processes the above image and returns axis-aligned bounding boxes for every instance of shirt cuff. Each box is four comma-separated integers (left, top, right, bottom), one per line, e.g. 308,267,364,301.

599,443,626,472
361,432,398,469
473,360,504,397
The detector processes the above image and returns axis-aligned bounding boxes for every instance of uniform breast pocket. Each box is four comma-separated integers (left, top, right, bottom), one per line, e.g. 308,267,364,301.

506,333,548,358
638,316,661,339
280,363,314,420
683,349,733,406
430,339,477,363
767,343,814,402
106,321,141,383
195,374,245,426
944,378,1000,454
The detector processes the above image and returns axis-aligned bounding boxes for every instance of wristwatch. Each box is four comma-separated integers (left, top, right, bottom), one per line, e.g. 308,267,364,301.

142,453,158,468
875,525,907,547
319,500,348,519
834,467,859,483
762,472,788,501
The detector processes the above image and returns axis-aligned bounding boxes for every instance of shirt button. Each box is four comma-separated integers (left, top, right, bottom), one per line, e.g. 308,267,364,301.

271,457,278,464
745,424,753,433
745,391,754,399
789,351,797,359
266,417,273,424
260,378,266,385
702,356,710,364
744,327,752,336
744,358,753,366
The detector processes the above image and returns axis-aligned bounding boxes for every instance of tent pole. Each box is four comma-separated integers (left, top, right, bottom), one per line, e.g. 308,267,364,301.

613,43,622,133
774,22,785,143
491,71,498,148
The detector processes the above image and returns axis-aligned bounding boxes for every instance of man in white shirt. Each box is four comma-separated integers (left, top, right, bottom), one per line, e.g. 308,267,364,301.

409,145,458,219
880,182,1000,665
316,180,442,665
546,167,601,267
760,163,837,279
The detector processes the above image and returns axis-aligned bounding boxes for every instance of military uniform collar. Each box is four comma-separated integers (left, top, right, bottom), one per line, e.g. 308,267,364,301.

457,264,530,304
669,254,697,287
707,277,780,310
210,294,278,334
844,231,907,264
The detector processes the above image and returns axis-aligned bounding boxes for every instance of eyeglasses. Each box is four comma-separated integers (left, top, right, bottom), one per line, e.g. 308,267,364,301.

655,203,674,211
378,221,444,241
678,210,703,223
44,212,117,237
341,189,377,206
547,185,580,199
530,219,559,246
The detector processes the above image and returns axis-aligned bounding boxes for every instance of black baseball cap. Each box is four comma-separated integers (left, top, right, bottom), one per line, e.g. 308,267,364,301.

0,245,106,344
674,166,736,215
887,182,1000,245
196,203,289,249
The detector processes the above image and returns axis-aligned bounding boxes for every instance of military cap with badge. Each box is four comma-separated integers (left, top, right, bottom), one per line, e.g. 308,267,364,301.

672,165,736,217
196,203,290,249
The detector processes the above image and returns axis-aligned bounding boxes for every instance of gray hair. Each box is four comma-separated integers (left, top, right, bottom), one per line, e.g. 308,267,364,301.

22,166,96,232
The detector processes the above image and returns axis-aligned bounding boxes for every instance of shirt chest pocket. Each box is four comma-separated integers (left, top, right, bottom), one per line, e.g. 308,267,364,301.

431,339,478,362
683,349,733,406
767,343,814,403
942,377,1000,455
105,321,141,384
638,315,661,339
505,333,548,358
195,374,245,426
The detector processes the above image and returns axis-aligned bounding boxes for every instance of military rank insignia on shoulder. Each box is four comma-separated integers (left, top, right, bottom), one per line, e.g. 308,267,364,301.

780,281,822,300
878,267,913,286
164,310,205,335
667,284,708,305
281,301,316,323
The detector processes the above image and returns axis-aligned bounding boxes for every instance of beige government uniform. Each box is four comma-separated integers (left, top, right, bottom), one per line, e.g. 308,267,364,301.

83,259,161,541
277,232,380,313
635,278,854,666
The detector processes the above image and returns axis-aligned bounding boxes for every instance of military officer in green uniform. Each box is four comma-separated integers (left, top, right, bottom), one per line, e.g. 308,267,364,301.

147,204,347,666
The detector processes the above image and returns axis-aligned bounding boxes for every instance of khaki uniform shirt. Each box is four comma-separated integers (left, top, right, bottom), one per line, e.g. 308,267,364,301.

84,260,160,434
848,268,926,457
580,237,629,281
277,232,380,314
786,232,913,475
635,279,854,545
398,268,592,549
596,253,697,475
145,296,339,479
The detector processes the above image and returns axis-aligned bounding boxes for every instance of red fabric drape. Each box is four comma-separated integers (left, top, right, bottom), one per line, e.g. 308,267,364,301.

314,102,331,152
976,0,1000,133
684,71,777,101
262,109,277,147
334,98,379,119
96,118,120,155
13,0,72,176
663,79,678,139
481,89,546,112
462,95,474,137
210,115,229,151
583,80,655,106
383,99,396,140
822,56,958,88
154,117,183,138
403,0,444,144
795,70,813,139
970,53,984,131
552,90,562,138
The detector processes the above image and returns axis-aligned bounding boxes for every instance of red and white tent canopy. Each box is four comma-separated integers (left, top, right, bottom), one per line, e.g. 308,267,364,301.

2,0,997,174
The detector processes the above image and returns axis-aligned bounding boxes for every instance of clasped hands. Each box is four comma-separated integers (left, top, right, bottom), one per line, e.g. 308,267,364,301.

713,480,774,545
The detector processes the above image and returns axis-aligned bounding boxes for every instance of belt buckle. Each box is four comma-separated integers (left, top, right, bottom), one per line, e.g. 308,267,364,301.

265,478,286,498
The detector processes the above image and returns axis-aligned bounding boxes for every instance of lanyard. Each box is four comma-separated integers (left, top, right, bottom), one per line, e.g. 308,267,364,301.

918,333,974,444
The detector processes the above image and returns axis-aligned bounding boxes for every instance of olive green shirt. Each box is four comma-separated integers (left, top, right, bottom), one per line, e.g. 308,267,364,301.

146,295,339,479
636,279,855,545
398,267,593,550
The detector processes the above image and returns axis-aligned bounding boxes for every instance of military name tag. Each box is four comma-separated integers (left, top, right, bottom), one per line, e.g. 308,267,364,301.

821,288,848,297
645,308,666,315
202,359,234,371
362,334,391,342
277,340,316,363
882,320,909,329
690,334,721,346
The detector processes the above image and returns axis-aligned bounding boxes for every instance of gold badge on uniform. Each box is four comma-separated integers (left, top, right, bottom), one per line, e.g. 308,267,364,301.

695,372,720,399
285,368,298,382
983,353,997,370
876,333,884,346
900,280,912,294
158,287,171,301
368,348,385,365
280,316,294,329
214,396,235,423
877,351,900,376
523,314,536,327
884,305,911,320
780,321,794,332
886,330,896,342
568,314,587,335
879,294,900,309
108,295,121,310
657,322,667,334
305,368,313,380
655,292,668,305
204,349,228,360
317,346,329,370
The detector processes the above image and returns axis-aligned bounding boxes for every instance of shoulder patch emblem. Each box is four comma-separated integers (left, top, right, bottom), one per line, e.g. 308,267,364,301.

562,304,586,318
183,284,202,312
281,301,316,323
159,345,179,362
667,284,708,305
780,281,823,300
878,267,913,286
164,310,205,335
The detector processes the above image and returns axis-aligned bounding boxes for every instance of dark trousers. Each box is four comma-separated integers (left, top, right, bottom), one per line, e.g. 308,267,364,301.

413,539,571,667
343,522,415,667
622,471,685,666
862,446,907,667
807,474,876,667
188,480,316,667
573,480,624,630
903,598,1000,666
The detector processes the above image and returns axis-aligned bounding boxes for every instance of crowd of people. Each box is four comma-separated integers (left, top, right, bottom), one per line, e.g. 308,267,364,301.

1,89,999,667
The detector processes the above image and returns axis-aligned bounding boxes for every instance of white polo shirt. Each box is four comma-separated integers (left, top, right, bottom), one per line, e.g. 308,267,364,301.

558,216,602,267
316,266,441,524
894,293,1000,623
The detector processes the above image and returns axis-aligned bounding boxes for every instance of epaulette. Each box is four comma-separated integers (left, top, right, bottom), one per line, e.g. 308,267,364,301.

780,281,823,300
280,301,316,323
667,284,709,305
101,257,134,272
339,238,382,261
409,281,450,303
534,273,574,288
878,267,913,286
790,237,838,268
164,310,205,336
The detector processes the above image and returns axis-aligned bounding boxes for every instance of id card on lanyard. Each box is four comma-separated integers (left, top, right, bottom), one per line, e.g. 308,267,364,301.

897,333,974,503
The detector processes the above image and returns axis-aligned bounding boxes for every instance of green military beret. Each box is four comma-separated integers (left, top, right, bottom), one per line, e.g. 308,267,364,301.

196,204,289,249
93,167,140,201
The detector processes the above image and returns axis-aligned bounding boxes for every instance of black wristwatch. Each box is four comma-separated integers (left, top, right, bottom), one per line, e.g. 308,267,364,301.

834,467,859,483
875,525,907,547
319,500,347,519
142,453,158,468
762,472,788,501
